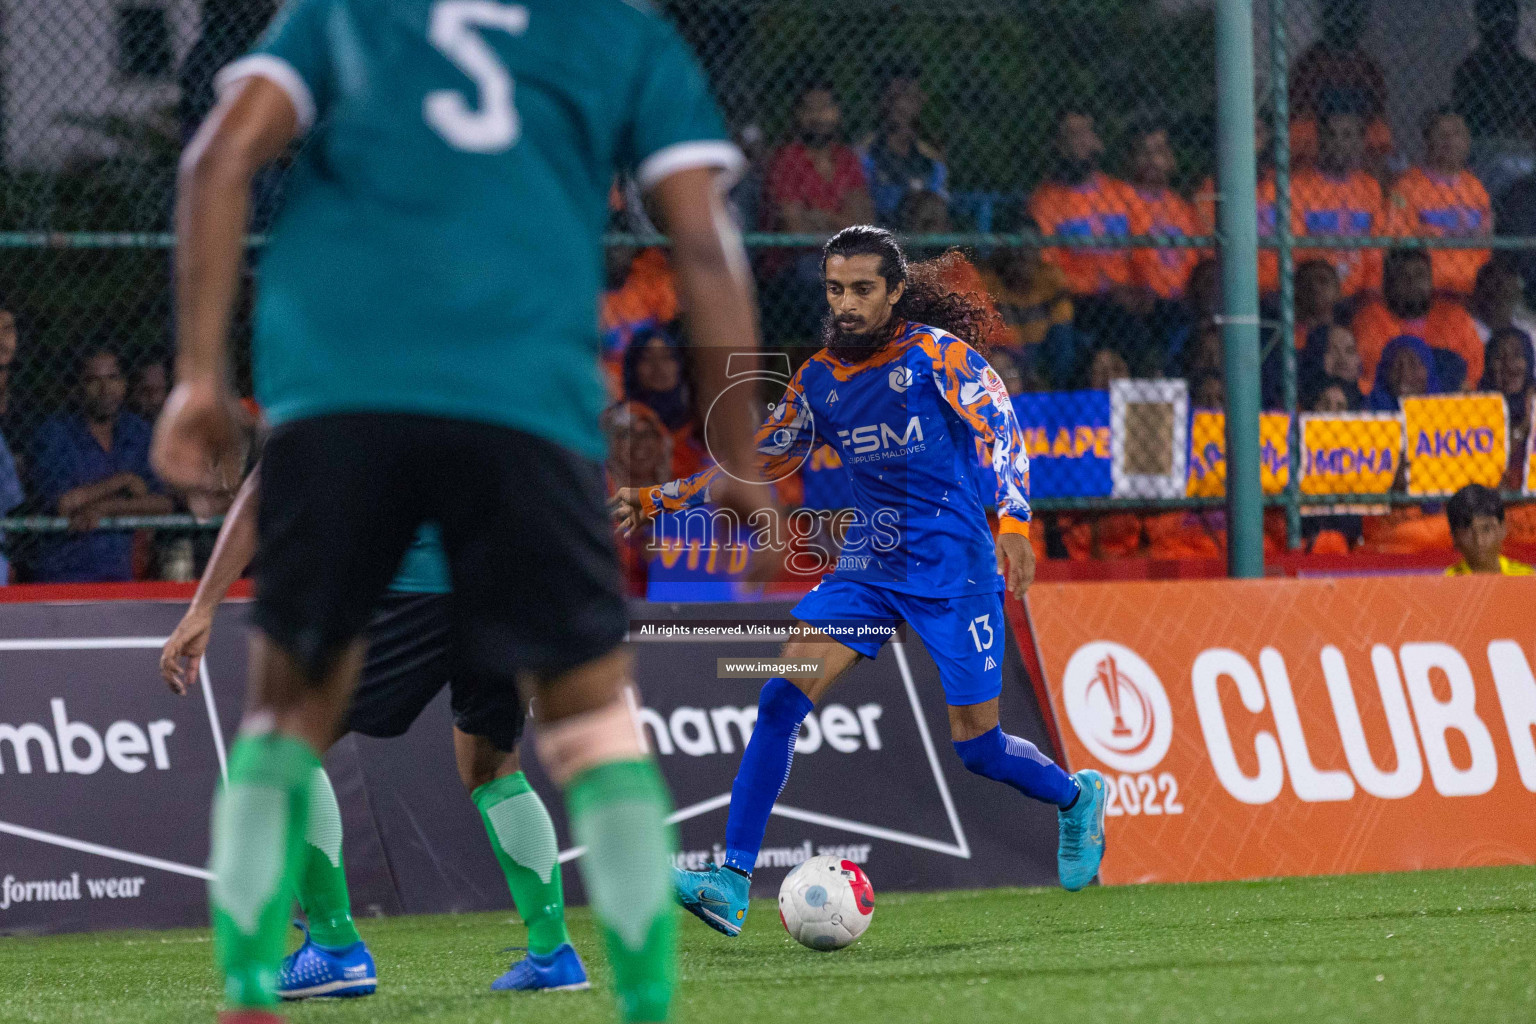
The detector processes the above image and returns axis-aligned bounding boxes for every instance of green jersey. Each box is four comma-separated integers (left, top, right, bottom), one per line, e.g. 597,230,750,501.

220,0,740,458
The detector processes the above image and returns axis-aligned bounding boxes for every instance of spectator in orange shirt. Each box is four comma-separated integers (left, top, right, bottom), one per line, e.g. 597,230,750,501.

1028,110,1140,297
1125,123,1201,300
1292,109,1391,298
1288,0,1392,173
978,219,1078,386
1352,248,1484,392
601,239,679,396
1390,110,1491,296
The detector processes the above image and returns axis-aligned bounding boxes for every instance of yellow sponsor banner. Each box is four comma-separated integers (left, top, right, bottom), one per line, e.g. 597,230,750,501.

1525,396,1536,496
1401,393,1507,497
1299,412,1403,496
1185,411,1291,497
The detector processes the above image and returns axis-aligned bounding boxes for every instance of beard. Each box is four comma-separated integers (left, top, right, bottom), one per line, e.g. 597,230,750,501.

1056,157,1097,185
823,313,895,362
1390,293,1433,321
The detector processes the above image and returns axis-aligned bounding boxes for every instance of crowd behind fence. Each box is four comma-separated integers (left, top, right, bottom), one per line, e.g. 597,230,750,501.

0,0,1534,584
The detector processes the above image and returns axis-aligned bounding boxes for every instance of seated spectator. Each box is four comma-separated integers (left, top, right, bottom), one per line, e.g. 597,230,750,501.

128,357,170,422
1028,110,1139,296
1084,346,1131,390
1294,259,1342,347
1161,258,1220,376
1468,258,1536,345
1298,323,1366,411
1190,373,1226,411
1481,327,1535,488
1352,248,1484,392
1125,122,1201,301
1444,483,1534,574
0,306,28,473
30,347,173,582
762,84,873,340
859,74,947,227
601,236,678,396
980,223,1077,385
621,327,708,479
1453,0,1536,143
896,188,952,237
1288,0,1392,173
764,84,873,234
601,400,675,597
1292,108,1391,299
1390,110,1491,296
1365,335,1441,411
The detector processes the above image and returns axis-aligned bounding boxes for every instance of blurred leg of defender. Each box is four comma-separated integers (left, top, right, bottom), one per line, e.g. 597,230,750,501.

432,418,675,1024
209,416,427,1021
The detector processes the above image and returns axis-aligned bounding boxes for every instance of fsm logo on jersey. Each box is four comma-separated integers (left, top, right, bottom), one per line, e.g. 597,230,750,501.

1060,641,1173,773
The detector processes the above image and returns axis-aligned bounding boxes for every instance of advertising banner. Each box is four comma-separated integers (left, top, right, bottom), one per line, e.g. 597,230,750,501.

1185,411,1292,497
1402,393,1507,497
1027,576,1536,885
1,599,1062,934
1299,412,1403,496
1011,389,1112,498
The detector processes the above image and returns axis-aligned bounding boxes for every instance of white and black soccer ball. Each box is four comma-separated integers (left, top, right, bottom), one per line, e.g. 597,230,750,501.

777,855,874,951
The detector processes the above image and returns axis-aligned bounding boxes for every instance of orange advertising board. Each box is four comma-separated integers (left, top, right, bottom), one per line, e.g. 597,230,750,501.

1027,575,1536,884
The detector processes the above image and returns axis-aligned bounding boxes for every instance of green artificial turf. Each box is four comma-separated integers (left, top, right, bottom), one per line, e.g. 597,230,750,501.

2,866,1533,1024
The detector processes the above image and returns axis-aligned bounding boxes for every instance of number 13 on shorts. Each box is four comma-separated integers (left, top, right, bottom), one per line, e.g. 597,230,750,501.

967,614,994,652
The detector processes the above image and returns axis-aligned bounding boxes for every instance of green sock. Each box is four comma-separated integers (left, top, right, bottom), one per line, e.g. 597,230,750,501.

296,766,362,950
473,771,569,956
208,733,319,1008
566,760,677,1023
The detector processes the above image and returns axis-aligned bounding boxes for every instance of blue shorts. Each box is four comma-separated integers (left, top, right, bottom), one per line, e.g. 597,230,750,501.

791,578,1006,706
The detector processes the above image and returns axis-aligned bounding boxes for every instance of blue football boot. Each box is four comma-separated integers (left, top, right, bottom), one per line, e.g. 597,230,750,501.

490,943,590,992
673,862,750,936
277,923,377,999
1058,769,1108,892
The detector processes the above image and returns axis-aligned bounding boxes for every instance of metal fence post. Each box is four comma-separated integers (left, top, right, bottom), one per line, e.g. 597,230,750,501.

1216,0,1265,578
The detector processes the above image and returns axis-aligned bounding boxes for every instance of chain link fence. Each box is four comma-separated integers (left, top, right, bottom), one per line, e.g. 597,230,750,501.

0,0,1533,580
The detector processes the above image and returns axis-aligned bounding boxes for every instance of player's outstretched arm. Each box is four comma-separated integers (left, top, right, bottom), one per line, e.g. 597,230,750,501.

154,77,294,494
160,464,260,696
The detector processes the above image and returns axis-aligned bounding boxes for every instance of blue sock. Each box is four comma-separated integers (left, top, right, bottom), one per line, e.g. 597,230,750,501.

723,677,813,875
953,725,1079,808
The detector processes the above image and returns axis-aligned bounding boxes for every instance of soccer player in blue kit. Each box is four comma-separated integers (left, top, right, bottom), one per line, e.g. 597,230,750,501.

615,227,1109,937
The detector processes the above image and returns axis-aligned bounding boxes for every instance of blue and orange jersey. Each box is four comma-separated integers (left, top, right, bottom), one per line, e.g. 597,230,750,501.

643,322,1030,597
1028,172,1141,295
1129,185,1202,299
1291,168,1392,297
1389,167,1492,295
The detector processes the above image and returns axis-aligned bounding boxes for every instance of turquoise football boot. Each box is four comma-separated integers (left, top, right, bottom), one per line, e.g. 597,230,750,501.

673,863,750,936
1057,769,1108,892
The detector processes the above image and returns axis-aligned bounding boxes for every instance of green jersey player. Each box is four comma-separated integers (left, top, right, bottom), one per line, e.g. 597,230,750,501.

153,0,774,1021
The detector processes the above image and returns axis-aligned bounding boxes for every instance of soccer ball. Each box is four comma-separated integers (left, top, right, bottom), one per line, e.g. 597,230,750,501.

777,855,874,951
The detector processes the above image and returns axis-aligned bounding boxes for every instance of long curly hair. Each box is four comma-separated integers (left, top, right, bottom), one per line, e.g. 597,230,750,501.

821,226,1003,354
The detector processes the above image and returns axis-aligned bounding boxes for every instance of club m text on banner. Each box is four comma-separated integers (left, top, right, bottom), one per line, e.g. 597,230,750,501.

1027,576,1536,885
1299,412,1403,496
1011,389,1112,498
1186,411,1291,497
1402,393,1507,497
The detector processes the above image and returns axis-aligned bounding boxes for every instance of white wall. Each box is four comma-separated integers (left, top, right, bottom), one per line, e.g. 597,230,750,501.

3,0,198,168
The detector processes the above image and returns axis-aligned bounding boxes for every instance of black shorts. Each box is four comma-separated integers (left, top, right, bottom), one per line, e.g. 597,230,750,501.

346,592,524,751
254,414,626,688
